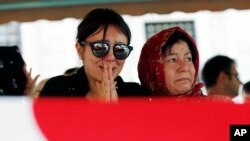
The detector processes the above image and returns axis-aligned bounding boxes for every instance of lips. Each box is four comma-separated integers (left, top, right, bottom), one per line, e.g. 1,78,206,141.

176,77,191,82
98,66,117,74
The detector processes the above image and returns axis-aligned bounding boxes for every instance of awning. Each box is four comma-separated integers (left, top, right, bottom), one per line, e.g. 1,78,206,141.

1,0,250,23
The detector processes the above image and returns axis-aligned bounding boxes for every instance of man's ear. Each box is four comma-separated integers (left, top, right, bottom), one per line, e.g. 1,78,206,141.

218,71,228,83
75,42,84,59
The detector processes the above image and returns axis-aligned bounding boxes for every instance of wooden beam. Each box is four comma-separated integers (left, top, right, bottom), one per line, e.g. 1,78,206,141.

1,0,250,23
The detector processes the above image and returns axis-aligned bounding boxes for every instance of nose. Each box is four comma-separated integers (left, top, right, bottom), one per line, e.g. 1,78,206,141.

177,59,188,72
238,79,242,85
233,74,242,84
103,46,115,61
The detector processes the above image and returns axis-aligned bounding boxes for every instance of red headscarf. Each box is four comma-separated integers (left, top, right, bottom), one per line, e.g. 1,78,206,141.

138,27,203,96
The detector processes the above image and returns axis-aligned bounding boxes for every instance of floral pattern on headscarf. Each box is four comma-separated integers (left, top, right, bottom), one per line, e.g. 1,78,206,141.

138,26,203,96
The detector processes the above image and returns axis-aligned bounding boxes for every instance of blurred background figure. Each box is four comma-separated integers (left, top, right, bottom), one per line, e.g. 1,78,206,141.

242,81,250,103
0,46,39,96
32,78,49,98
0,46,26,95
201,55,241,100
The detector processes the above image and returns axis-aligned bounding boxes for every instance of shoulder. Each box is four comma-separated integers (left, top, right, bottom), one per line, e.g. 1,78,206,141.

40,75,69,96
46,75,68,84
206,95,234,104
40,72,88,97
116,77,149,96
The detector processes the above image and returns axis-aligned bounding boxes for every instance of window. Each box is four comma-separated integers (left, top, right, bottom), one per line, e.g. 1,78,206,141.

0,21,21,47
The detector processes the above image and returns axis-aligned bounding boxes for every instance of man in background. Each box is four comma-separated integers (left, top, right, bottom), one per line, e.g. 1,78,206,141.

201,55,241,99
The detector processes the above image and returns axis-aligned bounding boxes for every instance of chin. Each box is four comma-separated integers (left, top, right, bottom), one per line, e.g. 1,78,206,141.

177,87,192,94
182,90,191,94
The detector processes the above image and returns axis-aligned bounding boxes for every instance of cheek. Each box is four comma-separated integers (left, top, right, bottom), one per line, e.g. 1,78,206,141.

164,64,175,77
116,60,125,71
117,60,125,65
82,49,99,62
82,54,101,75
164,68,175,86
189,65,196,79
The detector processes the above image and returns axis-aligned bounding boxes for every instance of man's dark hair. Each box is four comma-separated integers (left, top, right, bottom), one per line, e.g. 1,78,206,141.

201,55,235,89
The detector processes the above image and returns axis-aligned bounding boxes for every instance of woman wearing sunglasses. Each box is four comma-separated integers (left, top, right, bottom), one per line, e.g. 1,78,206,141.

40,8,147,102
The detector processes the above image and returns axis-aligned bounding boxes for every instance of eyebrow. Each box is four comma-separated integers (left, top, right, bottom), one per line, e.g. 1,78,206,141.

93,40,126,45
168,51,192,56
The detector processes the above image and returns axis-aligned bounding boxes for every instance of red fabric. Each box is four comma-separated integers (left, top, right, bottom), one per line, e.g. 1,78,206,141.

244,97,250,103
138,26,203,96
33,98,250,141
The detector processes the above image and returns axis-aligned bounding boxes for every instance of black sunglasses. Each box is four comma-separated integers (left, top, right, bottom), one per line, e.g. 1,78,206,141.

79,41,133,60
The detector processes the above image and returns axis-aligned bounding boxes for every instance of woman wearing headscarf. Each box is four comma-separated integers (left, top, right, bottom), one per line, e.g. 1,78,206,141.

138,26,204,96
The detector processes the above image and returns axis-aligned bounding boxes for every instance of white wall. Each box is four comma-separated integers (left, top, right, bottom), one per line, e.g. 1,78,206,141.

21,18,82,81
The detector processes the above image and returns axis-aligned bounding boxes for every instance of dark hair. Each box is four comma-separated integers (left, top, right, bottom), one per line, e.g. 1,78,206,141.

64,67,79,76
202,55,235,89
243,81,250,94
162,31,196,65
76,8,131,45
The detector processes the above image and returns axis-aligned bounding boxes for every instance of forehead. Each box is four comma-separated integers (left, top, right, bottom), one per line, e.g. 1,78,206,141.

165,40,191,54
230,63,238,73
87,25,127,42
